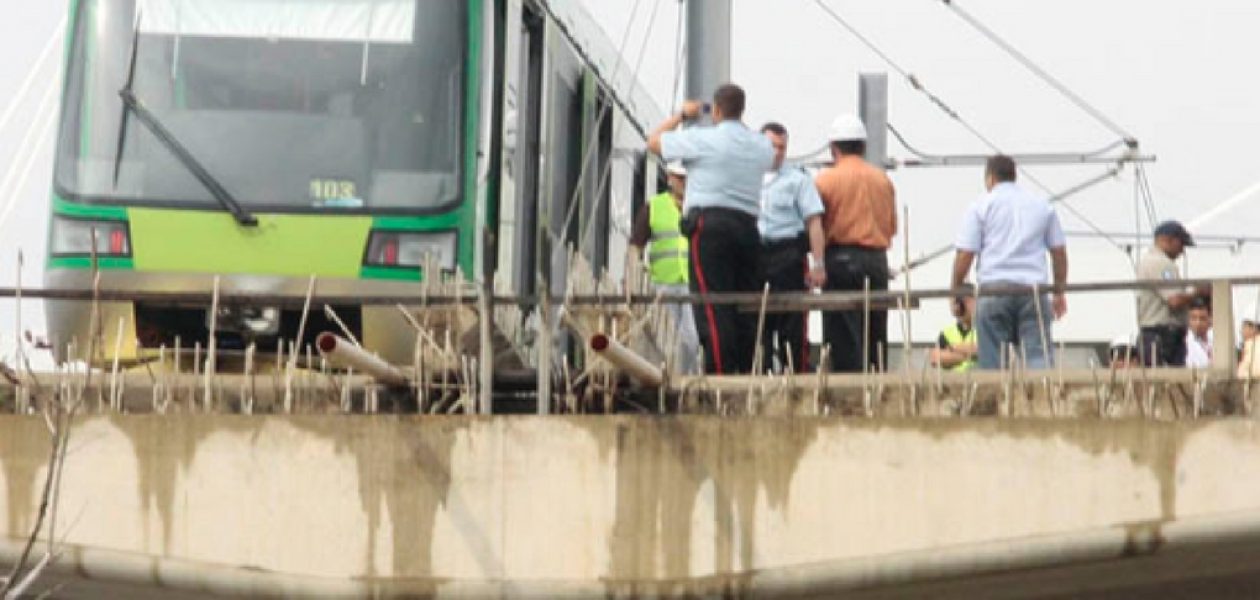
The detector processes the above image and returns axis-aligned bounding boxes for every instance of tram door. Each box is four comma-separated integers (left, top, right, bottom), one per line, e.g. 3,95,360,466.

496,1,544,296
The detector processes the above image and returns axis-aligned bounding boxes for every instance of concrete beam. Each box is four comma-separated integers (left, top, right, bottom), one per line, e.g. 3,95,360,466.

3,415,1260,596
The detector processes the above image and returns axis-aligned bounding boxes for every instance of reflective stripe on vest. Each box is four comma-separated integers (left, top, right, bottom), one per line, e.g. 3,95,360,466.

648,192,688,285
942,322,977,372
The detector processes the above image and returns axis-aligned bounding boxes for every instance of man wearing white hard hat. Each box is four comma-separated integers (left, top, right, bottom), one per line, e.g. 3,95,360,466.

814,114,897,373
627,161,700,374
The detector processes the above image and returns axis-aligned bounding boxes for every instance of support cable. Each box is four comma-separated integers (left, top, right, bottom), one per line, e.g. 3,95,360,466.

811,0,1007,155
0,80,59,232
941,0,1137,145
0,18,64,139
577,0,668,259
542,0,649,253
811,0,1133,269
668,0,686,111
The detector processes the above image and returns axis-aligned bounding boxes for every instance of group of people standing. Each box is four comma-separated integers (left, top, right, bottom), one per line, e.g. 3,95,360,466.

631,81,1227,377
637,83,896,375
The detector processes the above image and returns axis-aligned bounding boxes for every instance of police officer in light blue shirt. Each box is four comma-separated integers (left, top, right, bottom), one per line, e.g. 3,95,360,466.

757,122,827,373
646,83,774,374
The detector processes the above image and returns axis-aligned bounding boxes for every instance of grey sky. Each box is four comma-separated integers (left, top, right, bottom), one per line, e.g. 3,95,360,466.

0,1,1257,351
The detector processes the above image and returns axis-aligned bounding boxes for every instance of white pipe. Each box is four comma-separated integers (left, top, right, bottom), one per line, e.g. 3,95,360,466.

590,333,663,387
315,332,408,387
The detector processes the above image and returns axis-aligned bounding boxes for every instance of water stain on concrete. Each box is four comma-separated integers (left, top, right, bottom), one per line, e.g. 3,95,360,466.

111,415,259,555
287,415,470,582
585,416,821,594
0,416,52,537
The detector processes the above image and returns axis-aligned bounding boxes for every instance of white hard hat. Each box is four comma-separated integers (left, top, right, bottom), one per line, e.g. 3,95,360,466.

1242,303,1259,326
1109,335,1137,350
828,114,868,142
665,161,687,176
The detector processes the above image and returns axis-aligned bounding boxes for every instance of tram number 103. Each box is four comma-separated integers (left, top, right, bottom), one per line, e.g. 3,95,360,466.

309,178,358,202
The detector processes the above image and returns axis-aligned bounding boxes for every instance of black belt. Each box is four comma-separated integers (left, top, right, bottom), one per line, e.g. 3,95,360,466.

827,244,886,253
689,206,757,221
763,234,806,249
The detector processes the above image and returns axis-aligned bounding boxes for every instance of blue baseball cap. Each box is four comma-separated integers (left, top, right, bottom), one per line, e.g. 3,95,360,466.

1154,220,1195,247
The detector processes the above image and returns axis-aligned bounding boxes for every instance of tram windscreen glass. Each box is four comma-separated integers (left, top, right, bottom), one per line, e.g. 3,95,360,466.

55,0,467,212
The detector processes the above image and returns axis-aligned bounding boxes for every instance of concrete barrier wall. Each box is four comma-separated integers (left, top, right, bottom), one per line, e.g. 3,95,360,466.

0,415,1259,589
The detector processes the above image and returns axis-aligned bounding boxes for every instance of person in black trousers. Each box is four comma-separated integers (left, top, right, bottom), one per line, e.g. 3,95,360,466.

647,84,774,373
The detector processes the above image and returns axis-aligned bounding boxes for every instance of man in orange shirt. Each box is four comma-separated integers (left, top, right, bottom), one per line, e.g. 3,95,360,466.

814,115,897,372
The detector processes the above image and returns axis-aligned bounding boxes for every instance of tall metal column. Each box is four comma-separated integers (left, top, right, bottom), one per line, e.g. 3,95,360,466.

685,0,732,103
859,73,889,168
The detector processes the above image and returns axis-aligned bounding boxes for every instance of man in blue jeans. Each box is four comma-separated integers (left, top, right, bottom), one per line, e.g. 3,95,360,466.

951,155,1069,369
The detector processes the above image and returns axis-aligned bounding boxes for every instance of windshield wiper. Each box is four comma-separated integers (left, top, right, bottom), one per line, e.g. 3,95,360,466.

111,16,257,227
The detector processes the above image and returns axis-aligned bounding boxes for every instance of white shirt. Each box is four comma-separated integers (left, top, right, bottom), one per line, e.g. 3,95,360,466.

955,182,1067,286
1185,329,1213,368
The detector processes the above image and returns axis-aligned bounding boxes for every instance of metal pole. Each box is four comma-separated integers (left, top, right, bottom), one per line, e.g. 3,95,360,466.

685,0,732,104
859,73,889,168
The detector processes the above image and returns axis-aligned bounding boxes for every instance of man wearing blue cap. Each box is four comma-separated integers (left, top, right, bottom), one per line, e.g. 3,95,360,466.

1135,220,1209,366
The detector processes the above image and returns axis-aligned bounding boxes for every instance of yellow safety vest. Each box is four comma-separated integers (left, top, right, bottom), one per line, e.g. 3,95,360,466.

941,322,977,372
648,192,688,285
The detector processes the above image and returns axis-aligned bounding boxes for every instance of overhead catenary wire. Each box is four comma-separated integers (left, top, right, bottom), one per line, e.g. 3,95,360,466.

541,0,650,257
551,0,665,268
810,0,1134,268
940,0,1137,145
577,0,669,261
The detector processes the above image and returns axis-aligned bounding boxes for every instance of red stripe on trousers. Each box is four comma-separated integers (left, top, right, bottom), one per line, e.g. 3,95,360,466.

801,254,810,371
691,215,723,374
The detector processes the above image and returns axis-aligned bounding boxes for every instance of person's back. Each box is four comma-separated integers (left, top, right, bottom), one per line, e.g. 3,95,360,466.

952,155,1067,370
966,182,1059,286
815,156,896,250
674,121,773,215
645,83,772,374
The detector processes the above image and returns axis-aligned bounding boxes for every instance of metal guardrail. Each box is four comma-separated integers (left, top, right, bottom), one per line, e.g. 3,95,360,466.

6,276,1258,308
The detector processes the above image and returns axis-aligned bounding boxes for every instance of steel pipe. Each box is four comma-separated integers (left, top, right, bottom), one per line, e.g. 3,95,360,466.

590,333,663,388
315,332,408,387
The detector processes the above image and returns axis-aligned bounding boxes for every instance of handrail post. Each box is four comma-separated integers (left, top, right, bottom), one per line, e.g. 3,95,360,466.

1211,279,1236,375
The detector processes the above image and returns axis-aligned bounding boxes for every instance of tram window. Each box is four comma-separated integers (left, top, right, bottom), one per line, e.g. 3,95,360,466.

56,0,467,213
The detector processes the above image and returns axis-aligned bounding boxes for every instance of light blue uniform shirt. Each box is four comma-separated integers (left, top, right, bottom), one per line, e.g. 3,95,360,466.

660,120,774,216
759,165,824,240
955,182,1066,286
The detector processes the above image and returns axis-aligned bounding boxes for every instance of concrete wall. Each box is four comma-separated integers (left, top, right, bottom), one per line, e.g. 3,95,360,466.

2,416,1260,594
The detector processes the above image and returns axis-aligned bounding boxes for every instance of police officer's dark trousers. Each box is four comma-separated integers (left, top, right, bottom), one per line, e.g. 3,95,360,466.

761,234,809,373
689,207,761,374
823,245,889,373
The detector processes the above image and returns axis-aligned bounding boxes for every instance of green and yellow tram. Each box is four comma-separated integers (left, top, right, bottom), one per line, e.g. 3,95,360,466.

45,0,663,364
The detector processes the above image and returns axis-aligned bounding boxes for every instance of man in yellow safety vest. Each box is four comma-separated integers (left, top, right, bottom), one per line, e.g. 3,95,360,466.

929,285,978,372
628,162,700,373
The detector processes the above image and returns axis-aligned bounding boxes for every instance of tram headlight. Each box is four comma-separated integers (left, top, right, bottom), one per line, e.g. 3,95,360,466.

364,230,457,272
49,216,131,257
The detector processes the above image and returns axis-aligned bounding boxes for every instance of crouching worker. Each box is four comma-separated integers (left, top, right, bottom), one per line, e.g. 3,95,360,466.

929,286,978,372
627,162,700,374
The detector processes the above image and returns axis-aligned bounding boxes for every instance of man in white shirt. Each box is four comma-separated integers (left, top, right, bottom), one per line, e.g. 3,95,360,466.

952,155,1068,369
1184,300,1213,369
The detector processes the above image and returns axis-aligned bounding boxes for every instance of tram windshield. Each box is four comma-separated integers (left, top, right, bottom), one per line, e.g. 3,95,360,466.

55,0,467,213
